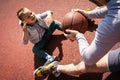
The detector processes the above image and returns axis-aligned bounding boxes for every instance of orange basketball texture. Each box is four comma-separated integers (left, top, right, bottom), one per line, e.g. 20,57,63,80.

62,11,88,33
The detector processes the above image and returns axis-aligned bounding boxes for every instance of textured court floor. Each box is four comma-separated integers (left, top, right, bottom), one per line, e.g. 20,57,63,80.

0,0,120,80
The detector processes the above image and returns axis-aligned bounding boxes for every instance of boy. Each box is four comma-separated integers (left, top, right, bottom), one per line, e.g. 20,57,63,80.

17,7,63,65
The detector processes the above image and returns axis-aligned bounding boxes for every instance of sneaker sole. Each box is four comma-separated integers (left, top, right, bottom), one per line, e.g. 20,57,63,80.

34,61,59,77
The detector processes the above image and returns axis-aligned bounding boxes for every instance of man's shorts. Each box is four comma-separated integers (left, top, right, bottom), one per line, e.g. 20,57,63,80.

108,48,120,72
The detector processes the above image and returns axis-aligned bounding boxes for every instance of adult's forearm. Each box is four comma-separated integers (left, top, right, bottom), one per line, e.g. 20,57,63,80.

76,33,89,56
58,57,109,76
87,6,108,19
58,62,85,76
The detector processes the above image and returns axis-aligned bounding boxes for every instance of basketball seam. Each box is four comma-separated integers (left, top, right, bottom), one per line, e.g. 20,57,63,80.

80,16,84,33
73,12,83,32
73,12,82,27
71,12,75,29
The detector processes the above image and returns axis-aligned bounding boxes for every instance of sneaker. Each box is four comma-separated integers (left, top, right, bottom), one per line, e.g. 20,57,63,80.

34,66,47,77
44,56,57,66
34,61,59,77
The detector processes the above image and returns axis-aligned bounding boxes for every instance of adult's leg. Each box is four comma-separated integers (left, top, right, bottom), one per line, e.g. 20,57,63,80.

83,48,120,73
108,48,120,72
58,52,109,76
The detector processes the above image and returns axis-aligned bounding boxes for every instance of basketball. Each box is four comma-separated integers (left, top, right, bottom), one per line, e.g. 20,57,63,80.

62,11,88,33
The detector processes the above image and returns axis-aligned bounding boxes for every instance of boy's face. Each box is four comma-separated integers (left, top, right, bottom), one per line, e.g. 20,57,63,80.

22,8,36,25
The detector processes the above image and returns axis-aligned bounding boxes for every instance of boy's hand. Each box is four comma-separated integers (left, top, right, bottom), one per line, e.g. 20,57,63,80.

44,12,53,26
23,21,27,32
64,29,80,42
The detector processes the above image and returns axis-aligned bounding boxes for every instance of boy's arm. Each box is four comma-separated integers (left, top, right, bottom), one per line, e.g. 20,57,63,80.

22,22,29,45
44,11,53,26
40,10,53,19
37,10,53,27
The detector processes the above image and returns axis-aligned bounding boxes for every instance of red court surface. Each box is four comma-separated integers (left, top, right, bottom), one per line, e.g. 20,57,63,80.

0,0,120,80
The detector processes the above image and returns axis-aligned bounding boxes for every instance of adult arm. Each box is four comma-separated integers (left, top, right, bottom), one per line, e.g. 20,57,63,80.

87,6,108,18
72,6,108,19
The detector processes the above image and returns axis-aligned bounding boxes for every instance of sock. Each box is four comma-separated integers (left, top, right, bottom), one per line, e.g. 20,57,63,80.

56,65,60,72
45,55,52,60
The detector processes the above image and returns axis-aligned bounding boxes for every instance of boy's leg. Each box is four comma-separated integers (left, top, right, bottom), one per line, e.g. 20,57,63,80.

53,20,63,31
33,39,56,65
32,22,60,61
32,38,50,59
32,20,58,58
45,20,62,37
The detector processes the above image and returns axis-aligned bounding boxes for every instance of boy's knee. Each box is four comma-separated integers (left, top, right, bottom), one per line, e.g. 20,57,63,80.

54,20,63,30
54,20,61,26
54,20,61,23
32,46,39,54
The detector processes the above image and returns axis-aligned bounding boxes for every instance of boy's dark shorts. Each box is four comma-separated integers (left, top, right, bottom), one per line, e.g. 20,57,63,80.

108,48,120,72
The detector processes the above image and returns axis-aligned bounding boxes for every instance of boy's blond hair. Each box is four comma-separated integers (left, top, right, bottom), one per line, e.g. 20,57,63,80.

17,8,26,20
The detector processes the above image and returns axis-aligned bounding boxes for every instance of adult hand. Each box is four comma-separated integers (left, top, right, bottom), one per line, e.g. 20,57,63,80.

64,29,80,41
71,9,89,18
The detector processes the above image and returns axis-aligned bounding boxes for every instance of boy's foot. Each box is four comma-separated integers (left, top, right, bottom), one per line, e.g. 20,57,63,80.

44,56,57,66
34,66,49,77
34,61,60,77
